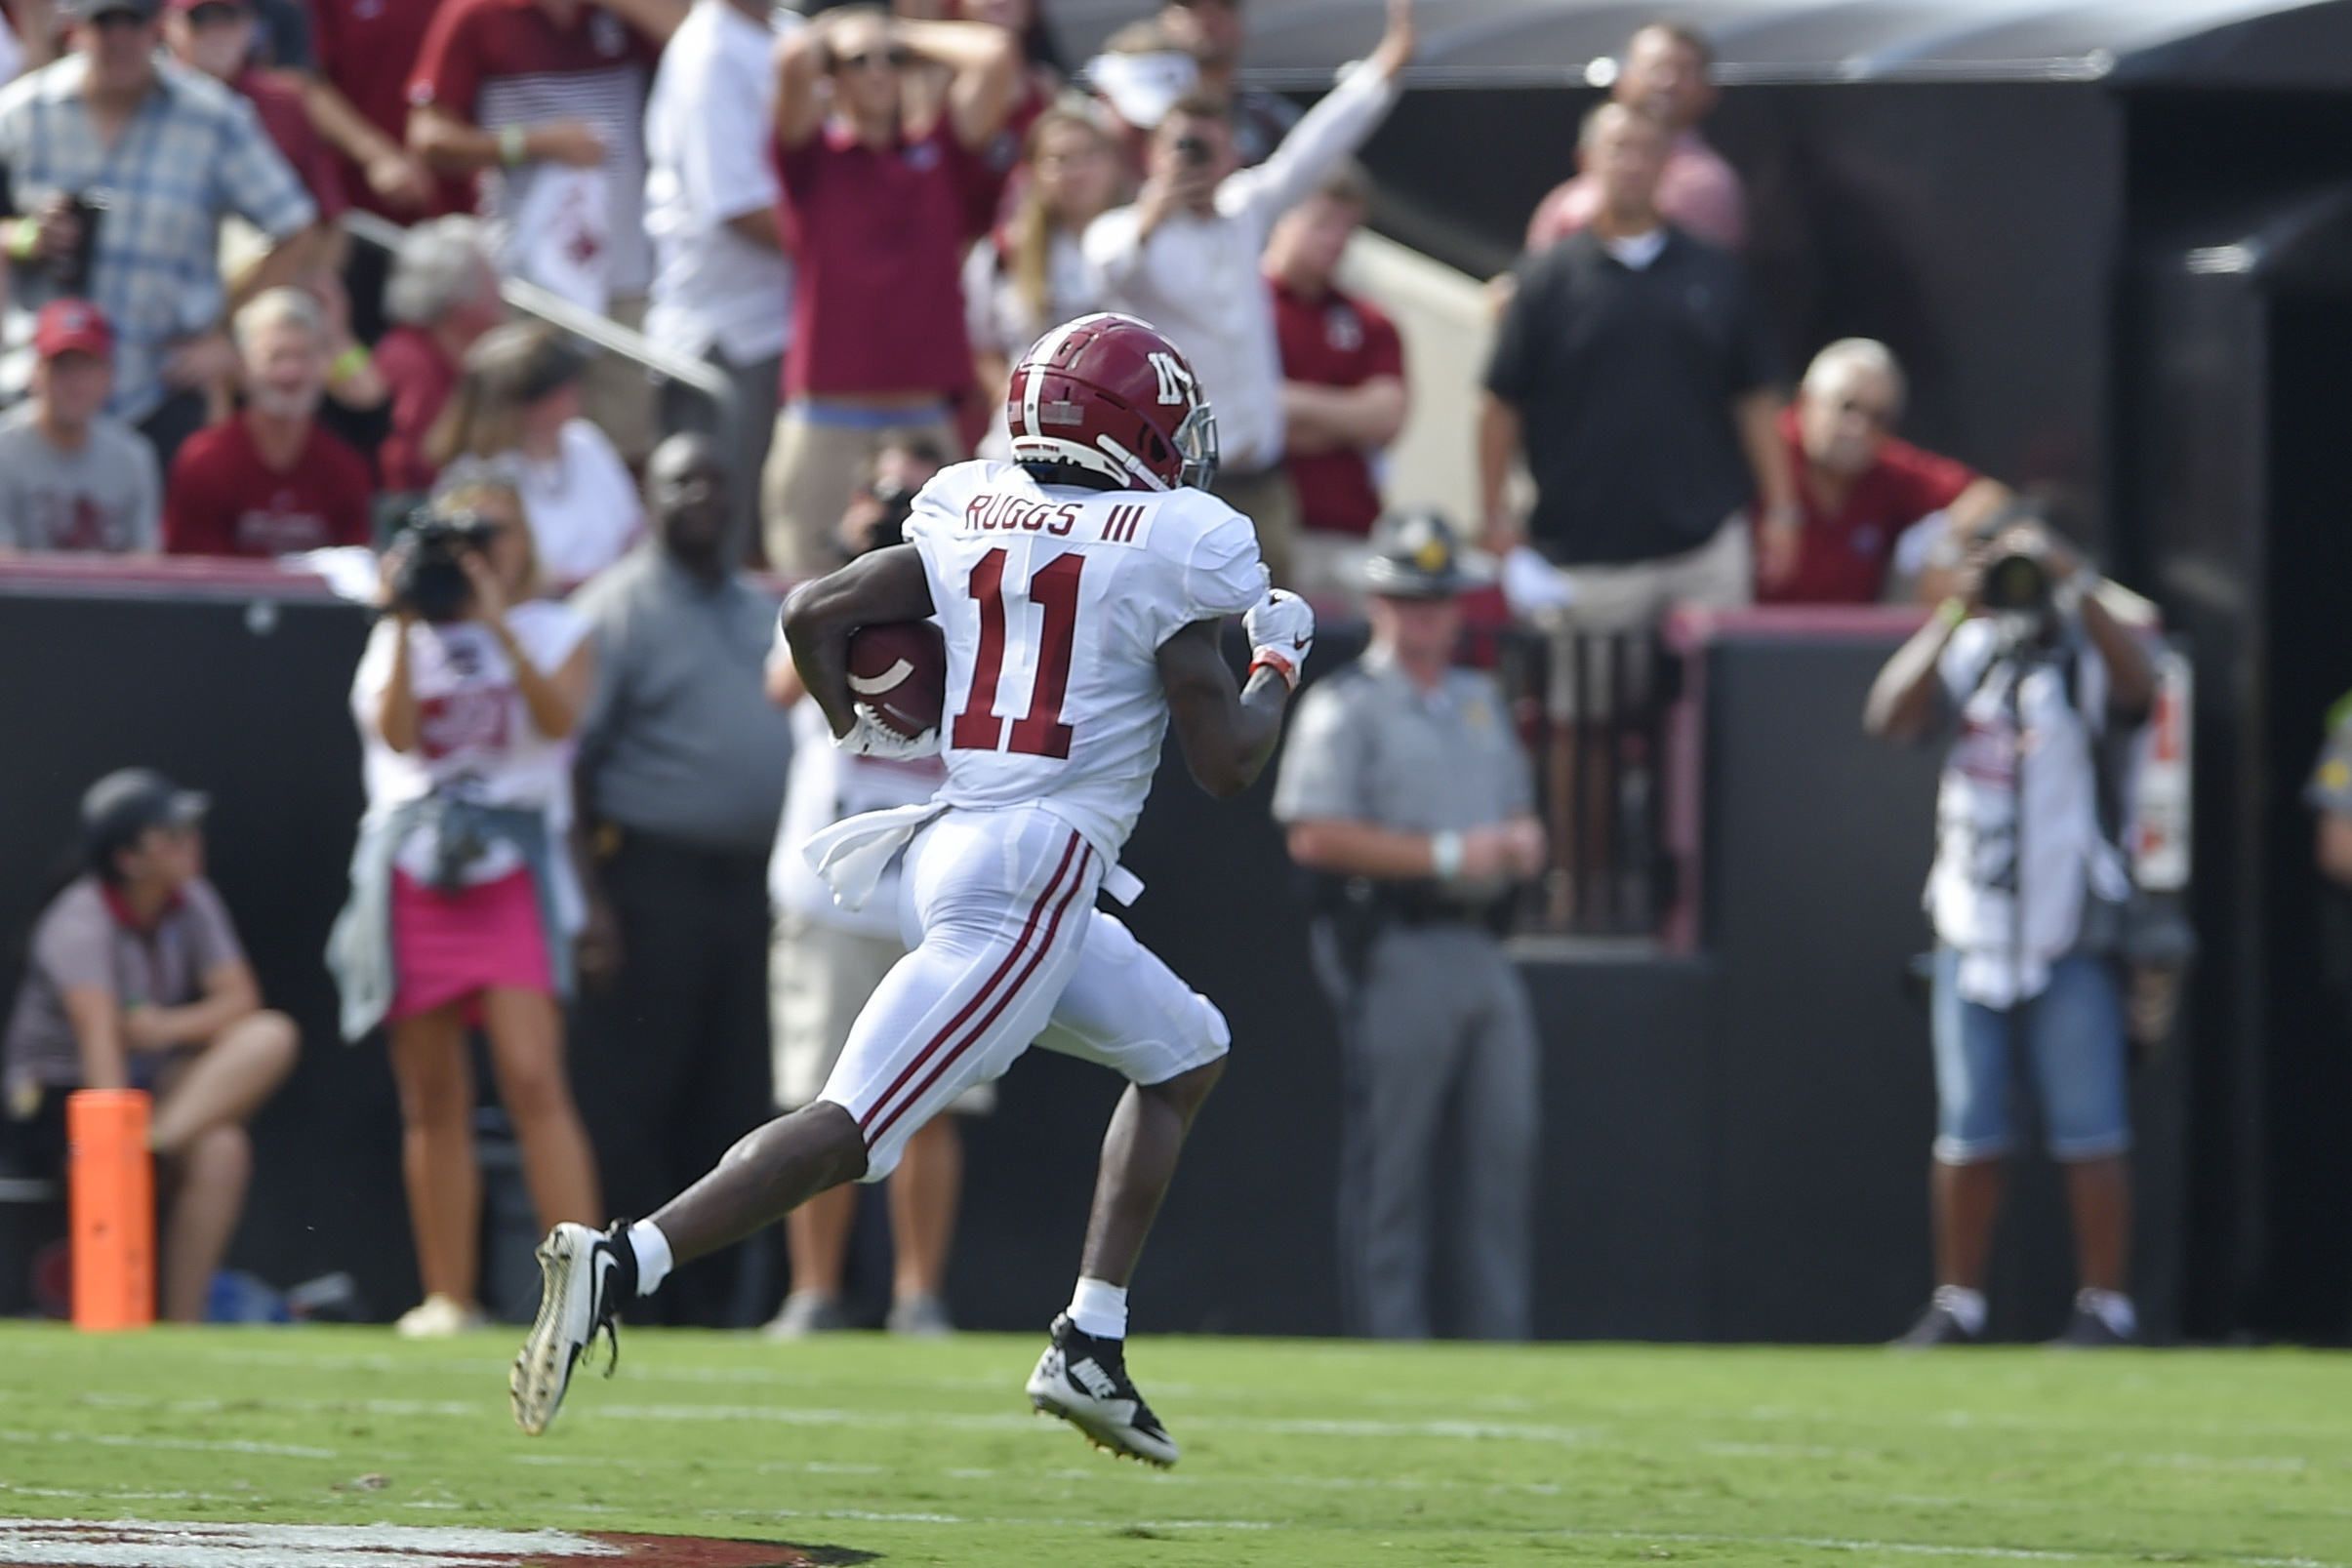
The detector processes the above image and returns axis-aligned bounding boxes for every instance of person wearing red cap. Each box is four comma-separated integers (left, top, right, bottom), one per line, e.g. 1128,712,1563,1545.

0,300,162,554
163,287,373,557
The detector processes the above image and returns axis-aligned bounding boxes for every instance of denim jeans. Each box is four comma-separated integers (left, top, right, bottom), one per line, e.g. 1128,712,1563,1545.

1928,946,2130,1164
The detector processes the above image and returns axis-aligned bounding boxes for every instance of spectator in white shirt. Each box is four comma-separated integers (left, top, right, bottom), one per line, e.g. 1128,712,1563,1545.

643,0,797,563
1083,0,1413,587
963,98,1123,458
426,321,643,588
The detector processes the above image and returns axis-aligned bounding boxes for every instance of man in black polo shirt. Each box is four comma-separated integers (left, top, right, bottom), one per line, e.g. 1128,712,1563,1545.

1480,101,1799,624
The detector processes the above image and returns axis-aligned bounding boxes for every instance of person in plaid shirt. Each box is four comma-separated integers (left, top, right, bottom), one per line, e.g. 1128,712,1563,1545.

0,0,318,468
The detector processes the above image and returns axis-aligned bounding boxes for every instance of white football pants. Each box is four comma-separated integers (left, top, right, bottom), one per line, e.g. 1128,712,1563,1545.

817,803,1232,1180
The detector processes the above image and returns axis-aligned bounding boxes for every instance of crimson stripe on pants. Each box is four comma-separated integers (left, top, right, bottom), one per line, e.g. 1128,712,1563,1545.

865,841,1096,1147
857,830,1085,1137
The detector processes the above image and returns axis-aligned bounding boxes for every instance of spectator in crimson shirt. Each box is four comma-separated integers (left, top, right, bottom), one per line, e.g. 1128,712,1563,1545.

376,218,506,498
308,0,452,217
1523,21,1744,255
1764,338,2012,605
759,5,1020,576
406,0,679,341
164,288,373,557
1266,161,1406,599
164,0,348,220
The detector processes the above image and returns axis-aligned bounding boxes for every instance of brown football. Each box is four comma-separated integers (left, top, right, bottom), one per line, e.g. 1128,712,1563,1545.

846,621,948,738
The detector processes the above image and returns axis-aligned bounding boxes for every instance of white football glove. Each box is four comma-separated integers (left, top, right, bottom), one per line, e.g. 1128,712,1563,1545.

1244,588,1316,690
834,704,941,761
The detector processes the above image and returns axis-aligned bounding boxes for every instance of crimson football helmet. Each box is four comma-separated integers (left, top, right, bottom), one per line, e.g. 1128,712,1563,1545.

1004,312,1218,492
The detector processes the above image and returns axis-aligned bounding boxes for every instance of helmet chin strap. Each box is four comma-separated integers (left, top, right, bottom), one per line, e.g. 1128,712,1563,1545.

1094,435,1170,492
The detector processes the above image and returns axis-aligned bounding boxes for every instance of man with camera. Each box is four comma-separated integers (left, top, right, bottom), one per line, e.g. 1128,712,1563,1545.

1864,513,2156,1347
1084,0,1415,588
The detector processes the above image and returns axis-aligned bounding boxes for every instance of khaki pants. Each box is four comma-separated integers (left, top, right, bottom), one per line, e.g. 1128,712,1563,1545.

762,404,962,578
1551,514,1754,632
1210,464,1300,590
580,294,658,466
1533,515,1754,716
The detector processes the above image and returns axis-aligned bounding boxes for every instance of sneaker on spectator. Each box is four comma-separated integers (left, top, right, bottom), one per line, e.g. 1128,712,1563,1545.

1890,1296,1981,1348
886,1293,955,1338
395,1293,486,1339
762,1291,851,1340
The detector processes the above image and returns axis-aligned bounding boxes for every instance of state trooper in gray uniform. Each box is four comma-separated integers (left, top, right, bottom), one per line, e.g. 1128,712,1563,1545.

1272,511,1547,1341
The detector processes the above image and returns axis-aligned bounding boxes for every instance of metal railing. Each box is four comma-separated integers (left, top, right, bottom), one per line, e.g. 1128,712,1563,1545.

1497,625,1679,942
339,210,740,455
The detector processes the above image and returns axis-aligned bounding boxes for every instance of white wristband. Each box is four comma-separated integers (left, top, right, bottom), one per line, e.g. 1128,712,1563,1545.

1431,829,1464,883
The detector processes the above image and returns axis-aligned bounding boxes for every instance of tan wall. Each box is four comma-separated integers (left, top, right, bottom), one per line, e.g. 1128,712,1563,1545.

1333,230,1494,532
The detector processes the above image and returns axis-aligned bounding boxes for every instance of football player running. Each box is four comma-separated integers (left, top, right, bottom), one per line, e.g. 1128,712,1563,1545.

512,314,1313,1467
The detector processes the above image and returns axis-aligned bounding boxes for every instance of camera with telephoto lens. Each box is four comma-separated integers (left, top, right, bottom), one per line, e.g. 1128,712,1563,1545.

1978,547,2053,616
847,480,918,557
387,508,500,623
1174,134,1211,168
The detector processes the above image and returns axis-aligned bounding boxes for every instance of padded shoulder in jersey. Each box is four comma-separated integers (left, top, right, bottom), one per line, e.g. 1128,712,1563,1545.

902,459,1030,551
1152,488,1269,626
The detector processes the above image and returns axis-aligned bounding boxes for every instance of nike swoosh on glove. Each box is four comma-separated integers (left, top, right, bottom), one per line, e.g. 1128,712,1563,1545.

834,704,942,760
1244,588,1316,690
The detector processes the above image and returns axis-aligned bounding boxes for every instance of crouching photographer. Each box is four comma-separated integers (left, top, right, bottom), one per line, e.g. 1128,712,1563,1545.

1863,513,2158,1347
327,480,602,1337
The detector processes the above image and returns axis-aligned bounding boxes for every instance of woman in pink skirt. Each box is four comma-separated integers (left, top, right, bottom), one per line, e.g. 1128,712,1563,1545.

333,478,601,1337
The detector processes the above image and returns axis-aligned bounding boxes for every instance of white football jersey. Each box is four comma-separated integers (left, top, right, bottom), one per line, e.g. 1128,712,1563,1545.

905,460,1268,854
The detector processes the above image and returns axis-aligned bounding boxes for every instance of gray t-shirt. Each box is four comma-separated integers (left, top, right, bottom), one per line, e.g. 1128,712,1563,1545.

2,874,245,1098
0,405,162,553
1273,653,1536,837
573,546,793,851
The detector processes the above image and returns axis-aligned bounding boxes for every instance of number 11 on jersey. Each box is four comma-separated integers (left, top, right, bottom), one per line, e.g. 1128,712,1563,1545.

952,548,1084,760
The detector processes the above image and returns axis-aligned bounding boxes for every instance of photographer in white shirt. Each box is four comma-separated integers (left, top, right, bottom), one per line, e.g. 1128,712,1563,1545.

1865,513,2156,1347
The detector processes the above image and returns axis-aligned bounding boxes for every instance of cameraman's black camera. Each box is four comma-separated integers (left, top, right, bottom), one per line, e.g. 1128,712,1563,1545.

1174,134,1211,169
847,481,918,558
388,509,500,623
1978,548,2053,616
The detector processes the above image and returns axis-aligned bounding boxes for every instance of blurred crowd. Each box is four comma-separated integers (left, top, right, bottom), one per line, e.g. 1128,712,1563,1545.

0,0,2121,1338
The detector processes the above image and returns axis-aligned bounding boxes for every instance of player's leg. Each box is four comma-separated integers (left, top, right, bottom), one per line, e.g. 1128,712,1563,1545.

513,809,1098,1433
1023,910,1233,1466
1450,938,1539,1341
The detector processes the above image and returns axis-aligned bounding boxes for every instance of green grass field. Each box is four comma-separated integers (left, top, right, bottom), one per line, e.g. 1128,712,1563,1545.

0,1324,2347,1565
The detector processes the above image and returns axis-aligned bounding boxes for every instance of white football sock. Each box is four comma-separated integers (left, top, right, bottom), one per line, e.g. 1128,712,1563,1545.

1067,1276,1128,1341
2078,1288,2136,1338
1934,1284,1987,1337
628,1220,673,1298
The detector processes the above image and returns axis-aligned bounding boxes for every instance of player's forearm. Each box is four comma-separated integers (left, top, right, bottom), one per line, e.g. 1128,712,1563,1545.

1224,669,1292,793
781,583,859,738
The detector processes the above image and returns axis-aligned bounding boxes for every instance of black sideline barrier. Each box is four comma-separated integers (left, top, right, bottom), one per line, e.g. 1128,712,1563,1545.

0,572,2186,1341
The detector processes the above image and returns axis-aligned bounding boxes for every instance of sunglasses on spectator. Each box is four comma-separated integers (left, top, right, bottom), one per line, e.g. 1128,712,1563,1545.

835,46,914,70
1833,395,1899,427
86,9,154,27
